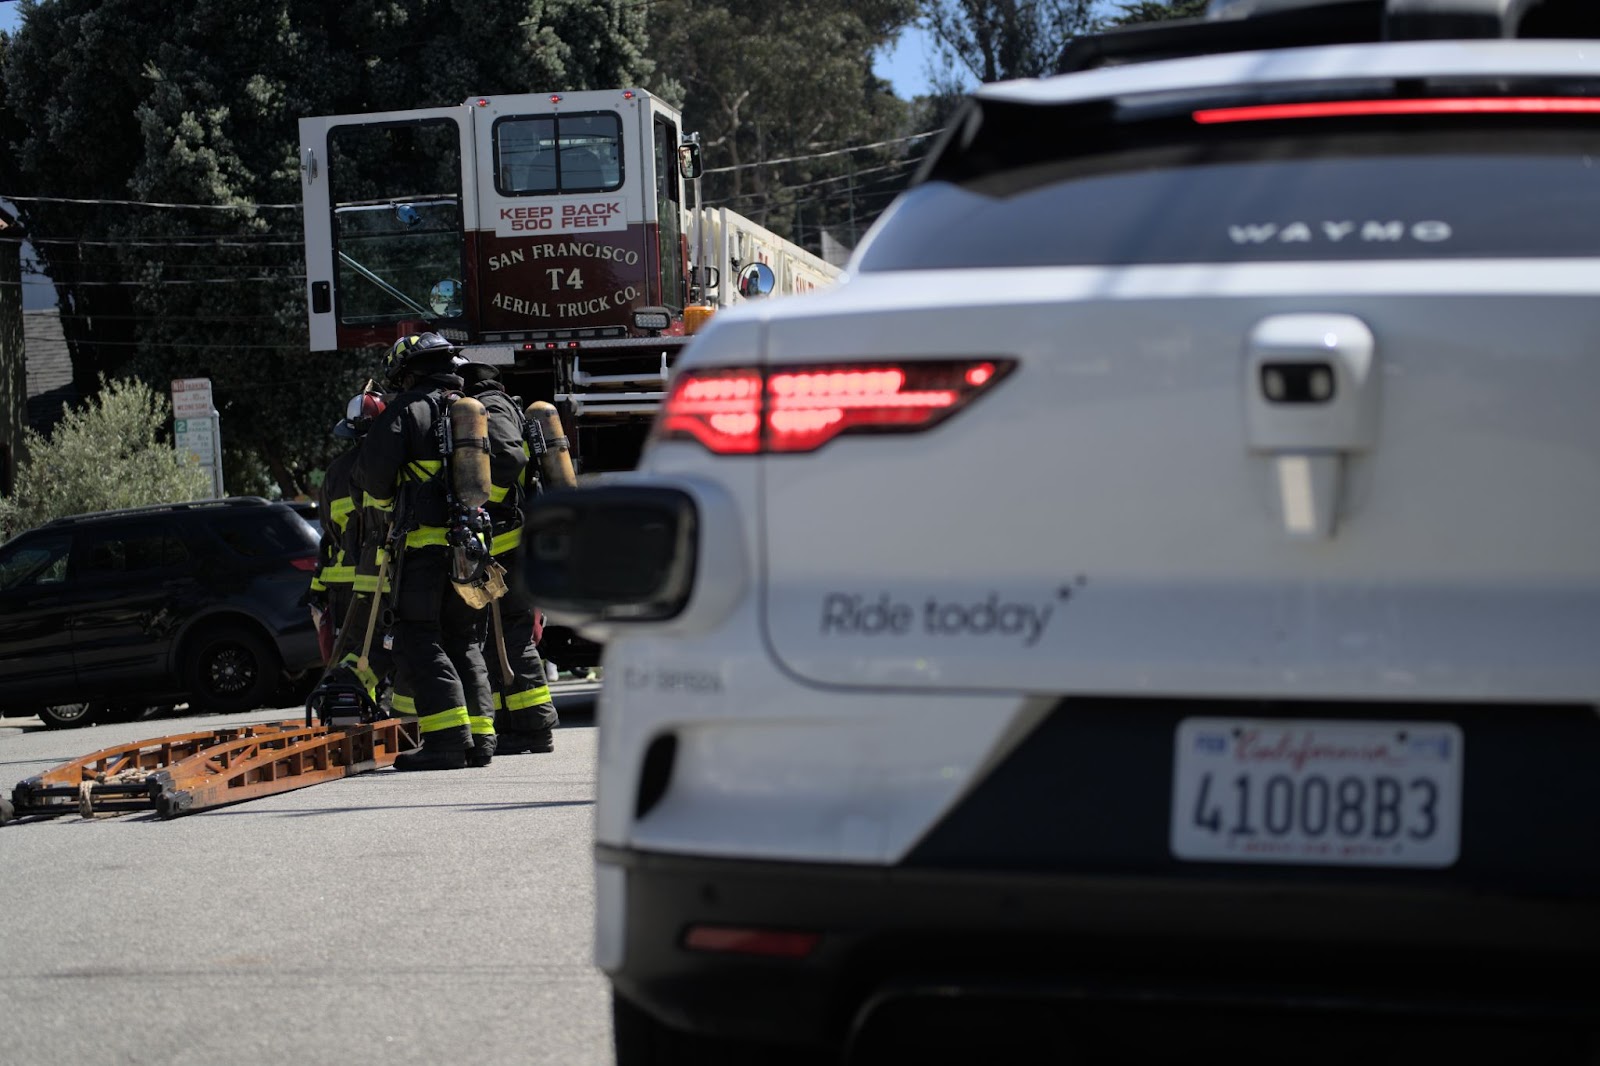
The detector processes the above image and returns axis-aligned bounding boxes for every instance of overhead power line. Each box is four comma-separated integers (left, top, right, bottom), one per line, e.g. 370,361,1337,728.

704,157,920,208
703,130,940,175
2,194,301,210
1,236,306,248
0,276,302,287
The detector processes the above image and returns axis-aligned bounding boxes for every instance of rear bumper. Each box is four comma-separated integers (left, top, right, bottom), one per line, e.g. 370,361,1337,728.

273,619,323,675
601,845,1600,1053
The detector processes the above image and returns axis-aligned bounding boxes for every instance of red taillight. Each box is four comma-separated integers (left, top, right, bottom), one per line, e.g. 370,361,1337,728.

658,360,1011,455
682,924,820,959
289,556,317,572
656,367,764,454
1194,97,1600,125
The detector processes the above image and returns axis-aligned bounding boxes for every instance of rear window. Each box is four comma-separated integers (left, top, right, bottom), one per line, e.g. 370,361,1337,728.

859,120,1600,270
208,509,319,557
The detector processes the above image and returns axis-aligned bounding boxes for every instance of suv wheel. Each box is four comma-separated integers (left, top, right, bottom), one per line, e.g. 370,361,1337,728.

38,702,107,730
185,626,280,715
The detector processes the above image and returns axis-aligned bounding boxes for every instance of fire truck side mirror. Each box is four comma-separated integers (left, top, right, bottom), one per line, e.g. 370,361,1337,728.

429,278,463,317
678,142,703,180
737,262,775,300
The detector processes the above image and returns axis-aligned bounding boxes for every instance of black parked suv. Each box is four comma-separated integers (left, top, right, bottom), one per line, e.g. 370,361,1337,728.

0,497,323,728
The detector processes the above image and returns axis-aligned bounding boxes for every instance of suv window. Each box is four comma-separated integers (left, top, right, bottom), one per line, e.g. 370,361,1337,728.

75,523,189,577
859,122,1600,270
0,533,72,590
208,508,320,557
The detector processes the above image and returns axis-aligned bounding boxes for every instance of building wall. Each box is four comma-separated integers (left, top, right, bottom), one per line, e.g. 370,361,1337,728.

0,213,23,496
23,309,75,441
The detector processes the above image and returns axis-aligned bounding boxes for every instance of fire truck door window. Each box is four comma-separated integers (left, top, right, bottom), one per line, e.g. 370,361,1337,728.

326,119,465,326
654,115,684,311
495,112,623,195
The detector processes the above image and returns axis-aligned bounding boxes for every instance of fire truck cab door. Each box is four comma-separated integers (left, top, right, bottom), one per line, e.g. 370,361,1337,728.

299,107,476,352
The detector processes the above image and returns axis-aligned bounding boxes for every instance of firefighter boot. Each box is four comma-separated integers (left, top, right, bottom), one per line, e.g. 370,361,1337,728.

467,732,497,768
393,724,471,772
497,706,557,755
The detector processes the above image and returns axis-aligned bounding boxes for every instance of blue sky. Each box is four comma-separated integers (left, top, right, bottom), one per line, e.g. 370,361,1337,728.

875,25,944,99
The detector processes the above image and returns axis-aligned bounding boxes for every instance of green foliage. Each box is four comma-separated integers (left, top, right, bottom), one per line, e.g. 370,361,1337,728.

0,377,212,538
923,1,1098,85
0,0,653,497
645,0,915,247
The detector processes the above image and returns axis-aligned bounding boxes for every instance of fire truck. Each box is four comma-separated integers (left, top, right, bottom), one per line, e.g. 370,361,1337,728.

298,88,842,472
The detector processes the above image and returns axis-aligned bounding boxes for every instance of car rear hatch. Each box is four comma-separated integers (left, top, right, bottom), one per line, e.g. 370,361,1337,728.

745,76,1600,702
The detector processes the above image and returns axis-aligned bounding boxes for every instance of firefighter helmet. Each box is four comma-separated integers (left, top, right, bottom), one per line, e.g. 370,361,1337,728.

332,390,387,439
381,331,458,386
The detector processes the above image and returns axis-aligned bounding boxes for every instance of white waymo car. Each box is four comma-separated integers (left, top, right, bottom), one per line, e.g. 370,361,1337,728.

524,0,1600,1060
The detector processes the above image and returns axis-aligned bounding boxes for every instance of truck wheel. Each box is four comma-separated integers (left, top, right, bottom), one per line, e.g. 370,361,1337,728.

184,626,280,715
612,990,817,1065
38,702,107,729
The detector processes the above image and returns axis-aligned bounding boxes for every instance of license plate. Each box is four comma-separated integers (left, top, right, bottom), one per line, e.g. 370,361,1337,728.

1170,718,1463,868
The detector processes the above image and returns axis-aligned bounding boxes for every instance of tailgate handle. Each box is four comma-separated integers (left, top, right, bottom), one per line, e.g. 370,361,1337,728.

1245,314,1379,539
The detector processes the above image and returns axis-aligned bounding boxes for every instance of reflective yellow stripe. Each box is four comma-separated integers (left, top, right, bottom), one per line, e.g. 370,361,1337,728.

404,459,443,481
330,496,355,529
404,526,450,548
367,495,394,511
336,655,379,695
417,706,470,734
469,714,495,736
392,693,416,714
506,685,552,710
490,527,521,556
322,565,357,585
309,575,327,591
488,483,510,503
490,692,504,711
351,573,391,592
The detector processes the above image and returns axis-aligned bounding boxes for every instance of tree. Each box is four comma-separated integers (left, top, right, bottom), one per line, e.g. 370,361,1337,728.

1105,0,1207,24
922,1,1097,87
0,0,654,498
645,0,915,250
0,377,212,538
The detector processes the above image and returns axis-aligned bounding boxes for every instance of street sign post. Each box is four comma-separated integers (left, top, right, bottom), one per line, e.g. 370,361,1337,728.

171,378,225,499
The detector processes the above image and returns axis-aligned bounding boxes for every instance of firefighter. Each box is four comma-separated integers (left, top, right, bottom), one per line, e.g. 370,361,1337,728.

458,361,560,754
315,389,387,664
354,333,496,772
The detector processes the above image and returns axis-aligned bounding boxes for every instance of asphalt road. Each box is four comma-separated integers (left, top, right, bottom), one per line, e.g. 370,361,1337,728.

0,683,610,1066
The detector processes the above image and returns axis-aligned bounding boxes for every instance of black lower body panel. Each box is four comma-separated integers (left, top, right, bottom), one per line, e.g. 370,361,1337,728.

606,698,1600,1060
601,846,1600,1061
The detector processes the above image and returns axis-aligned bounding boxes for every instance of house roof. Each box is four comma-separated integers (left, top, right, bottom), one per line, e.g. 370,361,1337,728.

24,308,77,434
